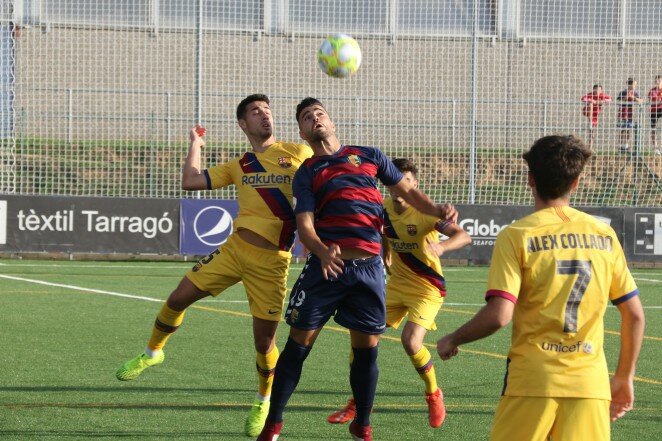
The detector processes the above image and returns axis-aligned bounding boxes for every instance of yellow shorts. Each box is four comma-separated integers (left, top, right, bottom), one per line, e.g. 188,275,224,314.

385,278,443,330
490,396,610,441
186,233,291,321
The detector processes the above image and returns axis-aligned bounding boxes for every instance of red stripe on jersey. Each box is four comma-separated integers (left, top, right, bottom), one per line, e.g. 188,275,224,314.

327,237,382,255
319,186,383,208
312,162,379,194
316,213,383,229
485,289,517,304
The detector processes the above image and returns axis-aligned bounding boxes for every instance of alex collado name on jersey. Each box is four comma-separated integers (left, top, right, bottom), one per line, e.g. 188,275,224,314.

527,233,614,253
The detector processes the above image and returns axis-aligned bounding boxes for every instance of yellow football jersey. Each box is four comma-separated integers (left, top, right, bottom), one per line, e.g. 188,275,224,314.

205,142,313,251
486,206,638,400
383,197,446,296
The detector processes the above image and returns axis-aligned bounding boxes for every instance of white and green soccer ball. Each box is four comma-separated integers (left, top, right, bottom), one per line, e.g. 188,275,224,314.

317,34,362,79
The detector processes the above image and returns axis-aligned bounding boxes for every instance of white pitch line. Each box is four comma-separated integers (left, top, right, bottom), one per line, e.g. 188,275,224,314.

1,273,660,310
0,274,163,303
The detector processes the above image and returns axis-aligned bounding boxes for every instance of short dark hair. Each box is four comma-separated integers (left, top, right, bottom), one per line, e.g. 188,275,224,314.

236,94,270,120
296,97,325,122
522,135,592,201
627,77,636,86
592,84,602,90
392,158,418,177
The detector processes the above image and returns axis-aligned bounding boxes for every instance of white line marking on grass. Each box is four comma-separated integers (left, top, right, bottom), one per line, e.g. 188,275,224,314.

3,273,660,313
0,274,163,303
634,277,662,283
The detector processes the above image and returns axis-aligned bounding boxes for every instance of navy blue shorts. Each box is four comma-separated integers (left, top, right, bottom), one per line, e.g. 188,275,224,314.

284,254,386,334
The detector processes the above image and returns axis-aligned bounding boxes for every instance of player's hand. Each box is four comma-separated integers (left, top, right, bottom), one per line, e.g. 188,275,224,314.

609,375,635,421
320,243,344,280
436,335,459,360
383,252,392,275
437,203,458,223
190,124,206,147
426,237,446,257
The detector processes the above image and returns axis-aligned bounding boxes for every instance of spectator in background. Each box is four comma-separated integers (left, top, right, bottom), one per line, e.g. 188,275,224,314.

647,75,662,155
616,78,644,153
581,84,612,149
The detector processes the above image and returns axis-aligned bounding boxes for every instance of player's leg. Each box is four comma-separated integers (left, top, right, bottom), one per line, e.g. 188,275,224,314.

258,327,322,441
551,398,610,441
115,277,211,381
326,347,356,424
400,292,445,428
325,283,407,426
116,240,242,381
240,243,291,436
334,256,387,440
259,254,339,440
490,396,557,441
348,330,380,441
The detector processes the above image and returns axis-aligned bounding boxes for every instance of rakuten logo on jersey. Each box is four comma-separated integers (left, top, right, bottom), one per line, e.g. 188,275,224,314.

459,218,514,246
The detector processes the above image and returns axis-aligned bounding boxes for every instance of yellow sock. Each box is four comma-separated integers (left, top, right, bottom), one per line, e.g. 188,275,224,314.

256,346,279,398
147,303,186,351
409,347,438,394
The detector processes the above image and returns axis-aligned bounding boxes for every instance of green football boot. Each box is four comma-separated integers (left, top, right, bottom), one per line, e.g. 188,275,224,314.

115,351,165,381
245,399,270,437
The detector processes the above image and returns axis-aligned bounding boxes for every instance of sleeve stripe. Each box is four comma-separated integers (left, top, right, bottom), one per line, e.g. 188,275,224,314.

203,169,212,190
485,289,518,304
611,289,639,306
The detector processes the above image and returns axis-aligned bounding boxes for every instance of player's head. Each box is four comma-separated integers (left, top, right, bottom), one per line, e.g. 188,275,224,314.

236,94,273,140
522,135,592,202
656,75,662,85
592,84,602,93
627,77,637,88
295,97,336,143
390,158,419,202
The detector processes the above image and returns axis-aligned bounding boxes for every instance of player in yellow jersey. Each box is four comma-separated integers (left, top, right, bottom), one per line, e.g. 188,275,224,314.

115,94,313,437
436,135,645,441
327,158,470,429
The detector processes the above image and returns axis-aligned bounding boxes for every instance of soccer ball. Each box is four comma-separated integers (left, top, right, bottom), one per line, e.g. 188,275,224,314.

317,34,362,79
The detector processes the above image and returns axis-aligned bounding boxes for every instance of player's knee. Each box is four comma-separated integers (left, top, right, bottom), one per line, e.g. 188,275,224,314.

254,336,276,353
167,278,207,310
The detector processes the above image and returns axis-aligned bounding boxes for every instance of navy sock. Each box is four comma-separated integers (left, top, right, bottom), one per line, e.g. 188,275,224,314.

267,337,313,423
349,345,379,426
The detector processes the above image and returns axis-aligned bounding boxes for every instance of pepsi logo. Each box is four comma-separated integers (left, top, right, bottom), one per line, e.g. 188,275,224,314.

193,206,233,246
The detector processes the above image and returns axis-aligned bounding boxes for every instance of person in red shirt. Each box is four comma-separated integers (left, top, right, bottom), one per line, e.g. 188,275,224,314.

581,84,612,149
648,75,662,155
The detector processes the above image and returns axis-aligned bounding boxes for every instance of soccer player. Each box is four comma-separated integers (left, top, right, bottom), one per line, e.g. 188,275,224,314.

436,135,645,441
581,84,612,149
257,98,458,441
647,75,662,155
326,158,471,429
115,94,313,437
616,78,644,152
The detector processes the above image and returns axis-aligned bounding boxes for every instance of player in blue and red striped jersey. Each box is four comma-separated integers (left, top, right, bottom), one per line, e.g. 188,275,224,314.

115,94,312,437
257,98,458,441
327,158,471,429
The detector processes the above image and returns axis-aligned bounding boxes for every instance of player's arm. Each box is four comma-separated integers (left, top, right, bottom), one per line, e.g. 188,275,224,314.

436,296,514,360
382,234,392,274
181,125,209,191
610,295,645,422
296,211,344,280
388,179,457,222
426,221,471,257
